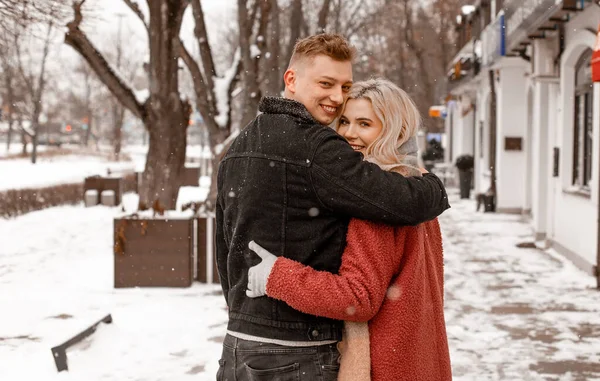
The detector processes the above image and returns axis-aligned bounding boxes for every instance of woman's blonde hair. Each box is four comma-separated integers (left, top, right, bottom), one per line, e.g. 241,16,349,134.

337,78,422,176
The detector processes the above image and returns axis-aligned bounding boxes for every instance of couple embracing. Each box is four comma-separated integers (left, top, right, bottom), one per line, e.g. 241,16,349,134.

215,33,452,381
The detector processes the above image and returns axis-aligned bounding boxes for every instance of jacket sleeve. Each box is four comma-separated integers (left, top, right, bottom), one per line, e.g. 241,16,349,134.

265,219,404,322
310,132,449,226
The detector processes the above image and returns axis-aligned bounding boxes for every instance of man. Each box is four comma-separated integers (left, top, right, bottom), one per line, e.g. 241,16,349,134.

216,33,450,380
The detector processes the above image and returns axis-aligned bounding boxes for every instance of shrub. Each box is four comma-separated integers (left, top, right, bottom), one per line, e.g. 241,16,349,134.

0,183,83,218
0,173,137,218
455,154,474,171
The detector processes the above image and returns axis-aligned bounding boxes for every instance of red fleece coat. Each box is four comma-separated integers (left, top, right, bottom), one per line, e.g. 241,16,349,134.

266,218,452,381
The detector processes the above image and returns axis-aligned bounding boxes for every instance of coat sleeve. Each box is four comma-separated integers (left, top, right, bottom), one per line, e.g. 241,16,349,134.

310,132,450,226
265,219,405,322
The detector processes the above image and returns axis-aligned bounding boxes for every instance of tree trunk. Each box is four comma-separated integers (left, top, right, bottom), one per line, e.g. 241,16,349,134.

30,98,42,164
263,0,281,97
112,101,125,160
317,0,333,33
65,0,190,210
4,71,13,152
140,106,188,209
137,0,190,210
239,0,267,127
286,0,303,62
19,116,26,155
6,117,13,151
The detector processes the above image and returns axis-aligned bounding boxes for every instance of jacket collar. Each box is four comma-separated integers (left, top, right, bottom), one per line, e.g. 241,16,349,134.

258,97,321,124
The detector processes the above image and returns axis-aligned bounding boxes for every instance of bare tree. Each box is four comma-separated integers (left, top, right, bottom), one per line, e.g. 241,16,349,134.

65,0,269,209
0,33,16,151
73,62,95,147
15,15,55,163
260,0,281,97
65,0,192,209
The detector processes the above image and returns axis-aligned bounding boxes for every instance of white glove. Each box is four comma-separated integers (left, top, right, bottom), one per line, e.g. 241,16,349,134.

246,241,278,298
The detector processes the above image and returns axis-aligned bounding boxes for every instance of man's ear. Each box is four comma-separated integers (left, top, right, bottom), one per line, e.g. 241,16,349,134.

283,69,296,93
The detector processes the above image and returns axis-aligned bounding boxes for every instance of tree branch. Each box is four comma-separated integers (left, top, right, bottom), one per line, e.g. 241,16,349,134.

14,33,34,96
190,0,216,106
341,1,370,39
286,0,303,61
175,38,217,128
65,1,144,120
247,0,260,36
317,0,332,33
122,0,148,32
34,18,54,105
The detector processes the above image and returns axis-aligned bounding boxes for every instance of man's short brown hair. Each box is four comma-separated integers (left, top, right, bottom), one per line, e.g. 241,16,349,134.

288,33,356,68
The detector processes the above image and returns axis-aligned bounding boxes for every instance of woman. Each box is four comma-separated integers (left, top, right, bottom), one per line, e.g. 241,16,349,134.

246,79,452,381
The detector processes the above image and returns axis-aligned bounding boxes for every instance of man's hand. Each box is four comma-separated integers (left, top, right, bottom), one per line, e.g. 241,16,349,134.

246,241,278,298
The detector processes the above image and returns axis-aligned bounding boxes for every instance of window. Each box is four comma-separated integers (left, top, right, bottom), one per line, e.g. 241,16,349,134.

572,49,594,191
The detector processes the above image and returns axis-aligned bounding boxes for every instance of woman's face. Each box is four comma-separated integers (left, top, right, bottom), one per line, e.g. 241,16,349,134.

337,98,384,155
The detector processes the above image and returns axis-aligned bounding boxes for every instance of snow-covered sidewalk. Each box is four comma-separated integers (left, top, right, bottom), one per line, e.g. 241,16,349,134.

0,191,599,380
444,192,600,381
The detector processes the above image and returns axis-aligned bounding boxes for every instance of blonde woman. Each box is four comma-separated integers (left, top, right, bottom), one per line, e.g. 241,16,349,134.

246,79,452,381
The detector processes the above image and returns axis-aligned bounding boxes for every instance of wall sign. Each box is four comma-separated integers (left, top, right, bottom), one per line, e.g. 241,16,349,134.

504,137,523,151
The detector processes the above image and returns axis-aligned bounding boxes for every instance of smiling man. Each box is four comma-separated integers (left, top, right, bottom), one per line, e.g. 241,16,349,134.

215,33,450,381
283,43,353,125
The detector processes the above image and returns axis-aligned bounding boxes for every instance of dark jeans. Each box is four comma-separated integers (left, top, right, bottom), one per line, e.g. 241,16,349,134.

217,334,340,381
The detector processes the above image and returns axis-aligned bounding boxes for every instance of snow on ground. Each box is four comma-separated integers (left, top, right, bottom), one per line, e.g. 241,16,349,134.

0,196,226,381
1,191,599,380
0,155,136,191
443,192,600,381
0,144,212,192
0,144,48,158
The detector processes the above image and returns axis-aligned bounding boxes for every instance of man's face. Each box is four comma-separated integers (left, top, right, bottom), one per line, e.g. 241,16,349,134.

285,55,353,125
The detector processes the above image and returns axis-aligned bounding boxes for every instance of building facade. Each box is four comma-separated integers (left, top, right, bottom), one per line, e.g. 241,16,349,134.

443,0,600,286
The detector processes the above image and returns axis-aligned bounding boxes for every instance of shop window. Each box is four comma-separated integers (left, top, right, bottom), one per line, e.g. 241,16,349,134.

572,49,593,191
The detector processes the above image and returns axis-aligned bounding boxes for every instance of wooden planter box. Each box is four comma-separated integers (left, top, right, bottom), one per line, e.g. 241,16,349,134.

196,215,219,284
84,176,123,206
114,216,194,288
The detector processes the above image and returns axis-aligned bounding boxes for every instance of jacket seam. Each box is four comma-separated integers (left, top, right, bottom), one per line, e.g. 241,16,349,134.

223,152,310,167
229,312,337,330
275,162,288,320
307,130,336,213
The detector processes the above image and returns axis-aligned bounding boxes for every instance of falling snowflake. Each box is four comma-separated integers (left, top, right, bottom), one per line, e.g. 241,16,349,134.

386,285,402,300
